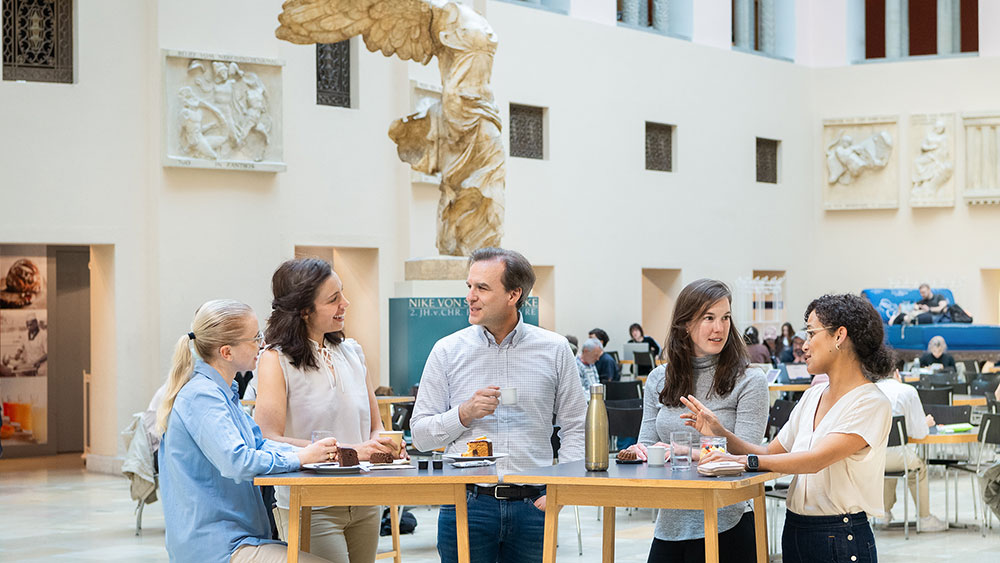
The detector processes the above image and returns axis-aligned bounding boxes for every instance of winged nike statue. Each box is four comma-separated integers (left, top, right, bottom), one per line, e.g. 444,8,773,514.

277,0,505,256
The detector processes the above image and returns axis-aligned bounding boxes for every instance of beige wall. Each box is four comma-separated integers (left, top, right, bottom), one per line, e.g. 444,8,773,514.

2,0,999,460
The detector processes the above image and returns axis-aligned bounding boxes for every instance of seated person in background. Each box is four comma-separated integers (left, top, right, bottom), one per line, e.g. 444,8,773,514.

576,338,602,392
874,369,947,532
588,327,619,382
774,322,796,363
915,283,950,324
743,326,772,364
628,323,661,359
565,334,579,356
919,336,956,370
791,333,807,364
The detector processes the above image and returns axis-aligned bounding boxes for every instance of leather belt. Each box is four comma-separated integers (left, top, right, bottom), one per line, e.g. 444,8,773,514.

467,484,545,500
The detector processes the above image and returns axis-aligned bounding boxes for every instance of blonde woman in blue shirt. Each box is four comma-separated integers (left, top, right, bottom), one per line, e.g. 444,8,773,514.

157,299,337,563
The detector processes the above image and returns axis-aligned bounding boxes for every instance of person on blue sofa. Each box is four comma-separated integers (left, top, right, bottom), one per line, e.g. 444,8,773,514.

915,283,950,323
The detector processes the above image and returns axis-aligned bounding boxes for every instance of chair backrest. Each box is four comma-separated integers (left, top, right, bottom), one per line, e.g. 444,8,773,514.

607,350,620,364
887,415,908,447
921,372,958,386
923,404,972,425
606,405,643,442
978,413,1000,446
947,382,970,395
606,398,643,409
605,380,642,401
985,392,1000,415
768,399,796,438
961,360,979,374
916,387,953,405
633,351,655,376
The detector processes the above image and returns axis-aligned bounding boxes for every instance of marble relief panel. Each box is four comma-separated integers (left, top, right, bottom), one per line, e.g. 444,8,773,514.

962,113,1000,205
822,116,899,210
162,50,285,172
909,114,955,208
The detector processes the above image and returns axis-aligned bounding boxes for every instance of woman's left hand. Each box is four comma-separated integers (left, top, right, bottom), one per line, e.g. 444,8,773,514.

699,450,744,466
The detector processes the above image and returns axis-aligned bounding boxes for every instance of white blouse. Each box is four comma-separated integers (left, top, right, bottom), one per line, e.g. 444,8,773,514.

273,338,371,509
776,382,891,517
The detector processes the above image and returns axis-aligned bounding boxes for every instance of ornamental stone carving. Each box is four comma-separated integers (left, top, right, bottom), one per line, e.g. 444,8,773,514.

163,50,285,172
822,117,899,210
910,114,955,207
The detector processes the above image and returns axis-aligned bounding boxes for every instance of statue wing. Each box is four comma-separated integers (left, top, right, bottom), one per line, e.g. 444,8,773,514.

276,0,437,64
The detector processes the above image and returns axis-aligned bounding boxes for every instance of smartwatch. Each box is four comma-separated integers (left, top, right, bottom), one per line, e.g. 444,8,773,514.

746,454,759,472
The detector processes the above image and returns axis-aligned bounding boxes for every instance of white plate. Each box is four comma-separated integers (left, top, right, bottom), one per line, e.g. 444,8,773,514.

366,460,417,470
302,462,363,474
442,452,508,462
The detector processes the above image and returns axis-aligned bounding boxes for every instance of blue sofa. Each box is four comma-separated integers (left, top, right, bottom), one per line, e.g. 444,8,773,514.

861,288,1000,352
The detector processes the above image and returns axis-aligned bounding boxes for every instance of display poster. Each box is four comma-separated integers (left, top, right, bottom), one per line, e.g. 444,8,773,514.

0,246,48,447
389,296,539,394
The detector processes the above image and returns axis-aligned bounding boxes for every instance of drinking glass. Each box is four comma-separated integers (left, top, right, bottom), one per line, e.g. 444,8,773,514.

670,431,692,470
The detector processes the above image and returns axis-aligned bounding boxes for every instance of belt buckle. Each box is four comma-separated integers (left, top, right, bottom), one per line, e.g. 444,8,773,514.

492,485,517,500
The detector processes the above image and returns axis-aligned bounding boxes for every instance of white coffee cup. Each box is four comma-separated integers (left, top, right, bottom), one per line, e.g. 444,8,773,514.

647,445,667,467
500,387,518,405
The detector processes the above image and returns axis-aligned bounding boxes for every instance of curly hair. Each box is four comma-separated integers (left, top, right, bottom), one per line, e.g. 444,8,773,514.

804,294,894,381
264,258,344,371
659,279,749,407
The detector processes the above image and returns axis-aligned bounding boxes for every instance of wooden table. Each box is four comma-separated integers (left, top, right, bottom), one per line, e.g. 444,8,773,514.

256,464,497,563
375,396,414,430
768,383,811,392
953,394,987,407
505,459,778,563
910,426,979,445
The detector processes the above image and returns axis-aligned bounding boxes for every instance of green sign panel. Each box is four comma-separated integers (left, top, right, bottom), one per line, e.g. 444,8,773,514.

389,296,539,394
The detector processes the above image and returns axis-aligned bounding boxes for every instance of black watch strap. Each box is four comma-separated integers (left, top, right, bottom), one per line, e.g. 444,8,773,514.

746,454,759,471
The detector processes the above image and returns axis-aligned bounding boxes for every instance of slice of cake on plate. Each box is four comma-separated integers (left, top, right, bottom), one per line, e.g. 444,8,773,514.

461,436,493,457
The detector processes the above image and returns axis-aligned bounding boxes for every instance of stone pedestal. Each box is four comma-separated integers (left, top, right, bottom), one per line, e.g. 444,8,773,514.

404,256,468,281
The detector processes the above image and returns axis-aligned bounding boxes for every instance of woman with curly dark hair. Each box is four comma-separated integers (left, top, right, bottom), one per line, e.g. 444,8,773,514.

686,293,893,563
254,258,400,563
622,279,769,563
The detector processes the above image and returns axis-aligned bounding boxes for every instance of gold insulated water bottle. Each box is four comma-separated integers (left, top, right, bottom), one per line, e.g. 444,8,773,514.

585,383,609,471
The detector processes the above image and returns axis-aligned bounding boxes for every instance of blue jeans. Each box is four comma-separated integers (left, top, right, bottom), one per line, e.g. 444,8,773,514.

782,510,877,563
437,488,546,563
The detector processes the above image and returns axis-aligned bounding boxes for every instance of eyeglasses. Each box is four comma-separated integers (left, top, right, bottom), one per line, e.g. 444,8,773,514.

236,331,265,346
802,326,834,341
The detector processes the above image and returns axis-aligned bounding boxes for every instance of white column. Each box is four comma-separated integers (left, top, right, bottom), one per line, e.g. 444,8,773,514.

652,0,669,32
734,0,753,49
622,0,640,25
639,0,649,27
759,0,776,54
885,0,908,58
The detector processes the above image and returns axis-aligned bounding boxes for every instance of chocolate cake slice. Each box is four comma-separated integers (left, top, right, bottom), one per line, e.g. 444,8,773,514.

369,451,394,464
338,447,359,467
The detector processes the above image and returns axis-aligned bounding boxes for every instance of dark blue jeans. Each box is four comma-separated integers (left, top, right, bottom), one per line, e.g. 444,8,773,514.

782,510,877,563
437,488,546,563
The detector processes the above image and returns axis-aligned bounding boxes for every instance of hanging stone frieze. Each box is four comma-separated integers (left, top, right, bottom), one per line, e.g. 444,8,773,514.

2,0,73,83
909,113,955,207
962,113,1000,205
162,50,285,172
822,116,899,210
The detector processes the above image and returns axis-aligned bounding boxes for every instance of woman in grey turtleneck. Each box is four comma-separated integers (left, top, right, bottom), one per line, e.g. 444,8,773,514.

623,279,768,563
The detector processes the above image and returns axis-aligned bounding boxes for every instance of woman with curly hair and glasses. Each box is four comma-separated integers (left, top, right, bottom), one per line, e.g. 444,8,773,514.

254,258,402,563
685,293,893,563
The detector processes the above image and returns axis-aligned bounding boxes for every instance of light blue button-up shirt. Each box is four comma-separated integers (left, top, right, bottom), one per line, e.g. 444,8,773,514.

159,360,301,563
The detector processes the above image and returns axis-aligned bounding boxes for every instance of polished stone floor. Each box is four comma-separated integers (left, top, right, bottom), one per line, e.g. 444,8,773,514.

1,453,998,561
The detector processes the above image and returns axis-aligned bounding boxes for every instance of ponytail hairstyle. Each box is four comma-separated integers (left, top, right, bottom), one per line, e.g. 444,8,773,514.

659,279,749,407
156,299,255,433
265,258,344,371
804,294,894,382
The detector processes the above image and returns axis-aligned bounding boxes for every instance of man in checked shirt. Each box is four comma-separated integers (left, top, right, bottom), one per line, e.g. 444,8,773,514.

411,247,588,563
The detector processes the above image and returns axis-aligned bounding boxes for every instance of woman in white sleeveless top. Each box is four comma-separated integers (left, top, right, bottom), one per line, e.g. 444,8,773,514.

255,258,402,563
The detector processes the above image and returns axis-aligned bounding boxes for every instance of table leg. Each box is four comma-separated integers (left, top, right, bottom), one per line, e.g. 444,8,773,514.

287,487,301,563
301,506,312,553
543,487,560,563
752,483,768,563
602,506,615,563
454,484,471,563
703,492,719,563
390,505,402,563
